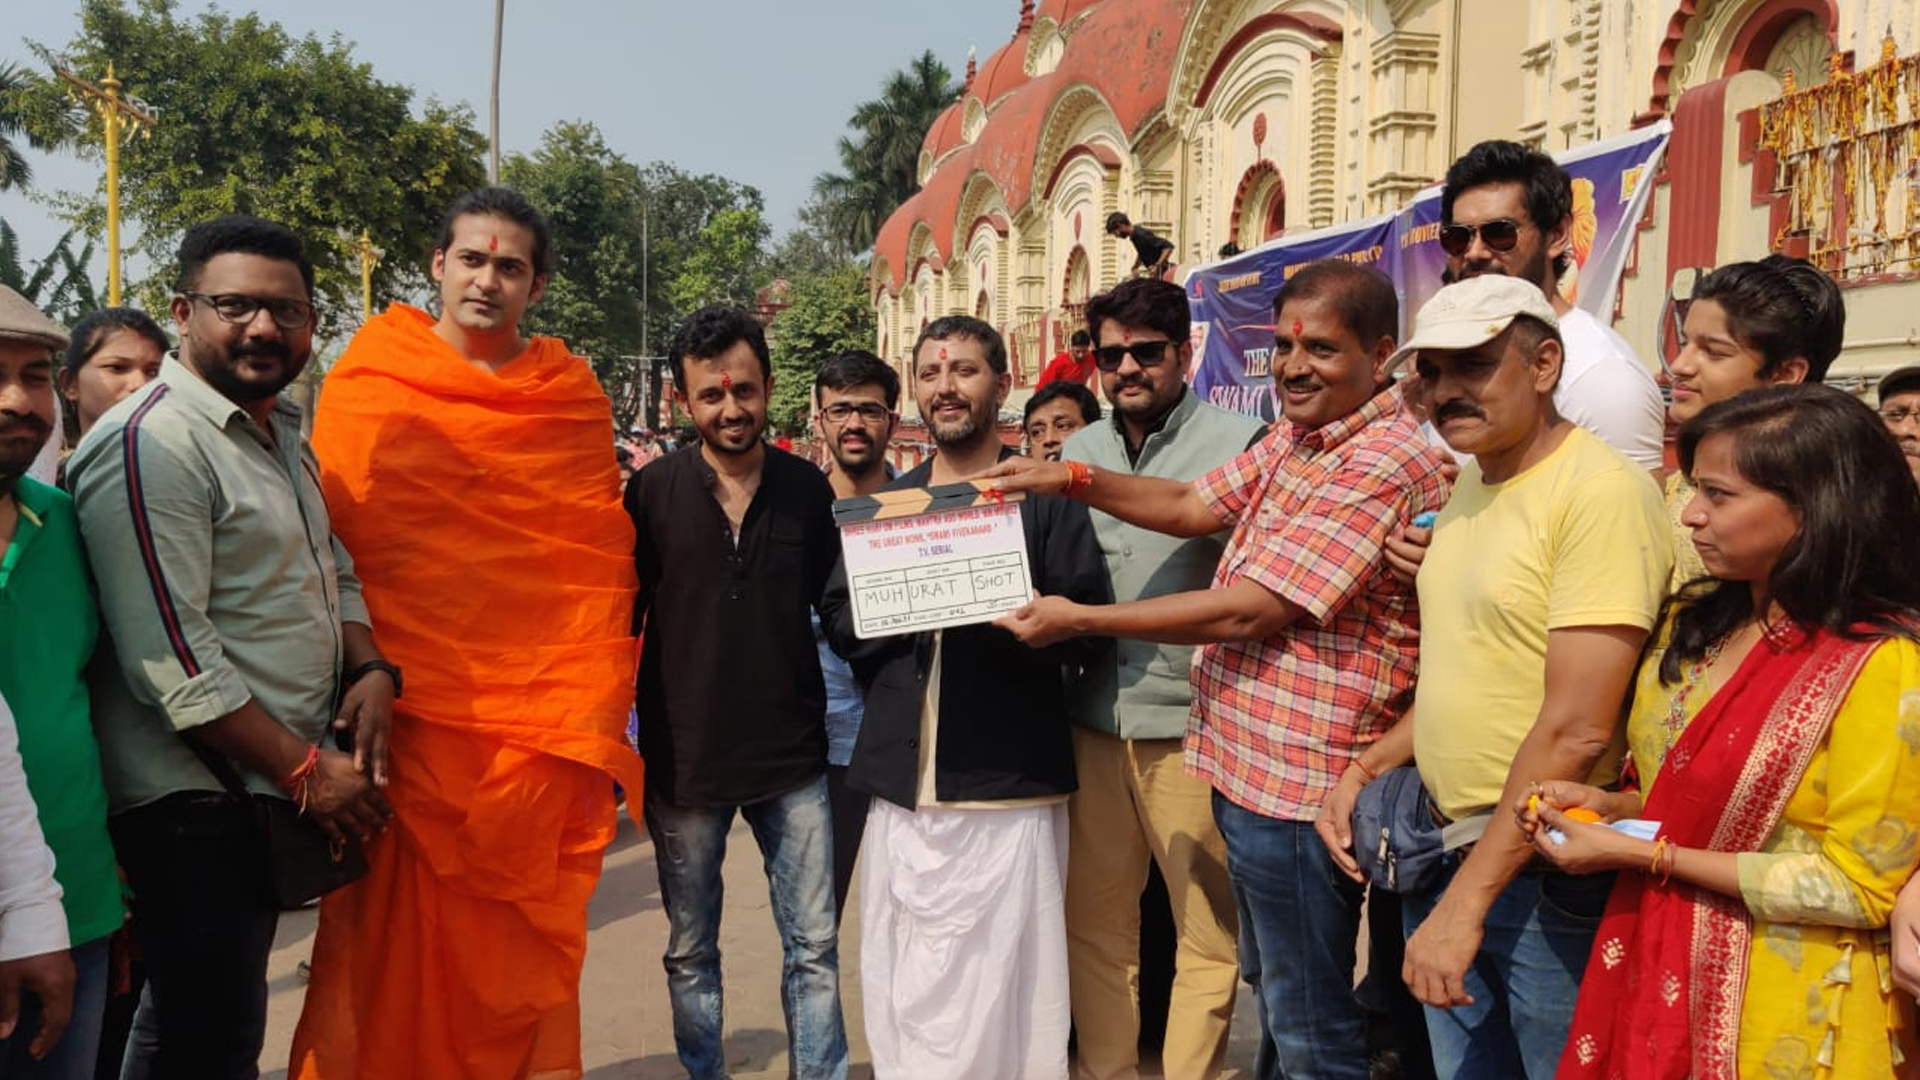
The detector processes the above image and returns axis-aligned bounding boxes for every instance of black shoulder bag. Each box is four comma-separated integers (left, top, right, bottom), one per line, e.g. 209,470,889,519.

183,739,368,910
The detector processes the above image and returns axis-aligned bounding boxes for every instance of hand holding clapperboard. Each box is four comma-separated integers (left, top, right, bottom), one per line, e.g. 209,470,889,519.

832,481,1034,639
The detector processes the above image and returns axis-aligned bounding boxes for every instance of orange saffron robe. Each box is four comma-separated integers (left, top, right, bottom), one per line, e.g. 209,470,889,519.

289,305,641,1080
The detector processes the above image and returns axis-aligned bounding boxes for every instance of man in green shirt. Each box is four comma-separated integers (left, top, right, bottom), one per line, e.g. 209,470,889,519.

0,284,123,1078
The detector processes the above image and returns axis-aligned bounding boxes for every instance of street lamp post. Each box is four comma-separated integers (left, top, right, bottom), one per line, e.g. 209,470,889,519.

33,48,158,306
356,231,383,320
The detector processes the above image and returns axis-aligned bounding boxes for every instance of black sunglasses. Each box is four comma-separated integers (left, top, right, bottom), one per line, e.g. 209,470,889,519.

1437,218,1524,257
1092,340,1174,371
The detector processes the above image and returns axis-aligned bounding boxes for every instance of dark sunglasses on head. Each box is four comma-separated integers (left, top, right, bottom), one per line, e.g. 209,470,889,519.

1092,340,1174,371
1437,218,1524,257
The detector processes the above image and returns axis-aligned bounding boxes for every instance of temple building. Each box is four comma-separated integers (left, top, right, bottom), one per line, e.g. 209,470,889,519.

871,0,1920,432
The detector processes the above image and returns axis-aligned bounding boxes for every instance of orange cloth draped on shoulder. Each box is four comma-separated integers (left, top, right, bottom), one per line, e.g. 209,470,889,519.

290,304,641,1080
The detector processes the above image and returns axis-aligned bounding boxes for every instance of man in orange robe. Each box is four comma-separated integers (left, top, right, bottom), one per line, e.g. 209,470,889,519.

290,188,641,1080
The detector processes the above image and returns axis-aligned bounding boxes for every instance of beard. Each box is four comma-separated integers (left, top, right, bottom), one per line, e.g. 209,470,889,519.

195,339,307,404
700,412,766,455
0,411,52,483
830,430,884,473
1455,246,1552,292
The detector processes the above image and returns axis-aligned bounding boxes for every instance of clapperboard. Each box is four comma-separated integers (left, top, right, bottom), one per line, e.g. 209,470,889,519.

832,481,1033,639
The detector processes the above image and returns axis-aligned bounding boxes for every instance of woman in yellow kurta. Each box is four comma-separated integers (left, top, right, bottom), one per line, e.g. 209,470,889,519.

1520,384,1920,1080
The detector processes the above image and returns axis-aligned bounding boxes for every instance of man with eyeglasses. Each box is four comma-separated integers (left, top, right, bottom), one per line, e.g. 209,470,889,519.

987,263,1451,1080
1878,366,1920,486
1436,141,1664,471
69,215,395,1078
811,350,899,920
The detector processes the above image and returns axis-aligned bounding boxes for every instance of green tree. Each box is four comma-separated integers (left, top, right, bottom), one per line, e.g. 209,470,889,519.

812,51,957,253
667,207,770,315
766,263,875,434
0,220,100,324
27,0,487,336
502,121,645,417
0,62,79,193
498,123,771,430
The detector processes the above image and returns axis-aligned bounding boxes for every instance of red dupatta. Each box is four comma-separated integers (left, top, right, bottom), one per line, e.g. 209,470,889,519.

1556,624,1878,1080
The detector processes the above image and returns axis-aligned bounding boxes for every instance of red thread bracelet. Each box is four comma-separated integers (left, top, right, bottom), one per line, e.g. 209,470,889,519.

1063,460,1093,497
1350,757,1378,783
279,744,320,796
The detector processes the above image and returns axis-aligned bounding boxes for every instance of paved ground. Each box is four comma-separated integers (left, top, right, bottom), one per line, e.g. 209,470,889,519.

257,812,1261,1078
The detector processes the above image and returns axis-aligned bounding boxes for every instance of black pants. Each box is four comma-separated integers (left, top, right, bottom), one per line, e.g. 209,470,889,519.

110,792,278,1080
824,764,869,924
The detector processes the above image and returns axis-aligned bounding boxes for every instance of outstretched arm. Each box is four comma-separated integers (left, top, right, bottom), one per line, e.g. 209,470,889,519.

973,457,1228,539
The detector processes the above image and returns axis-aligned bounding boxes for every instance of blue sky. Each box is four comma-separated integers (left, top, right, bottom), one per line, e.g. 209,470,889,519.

3,0,1021,278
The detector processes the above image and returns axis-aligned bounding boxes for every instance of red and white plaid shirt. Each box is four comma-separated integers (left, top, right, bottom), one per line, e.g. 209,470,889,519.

1186,387,1452,820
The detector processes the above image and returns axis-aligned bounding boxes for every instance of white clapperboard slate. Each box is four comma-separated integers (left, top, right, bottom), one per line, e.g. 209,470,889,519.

832,481,1034,640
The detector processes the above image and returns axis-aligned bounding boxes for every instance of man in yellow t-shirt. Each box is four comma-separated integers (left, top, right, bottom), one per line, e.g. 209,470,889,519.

1380,276,1670,1080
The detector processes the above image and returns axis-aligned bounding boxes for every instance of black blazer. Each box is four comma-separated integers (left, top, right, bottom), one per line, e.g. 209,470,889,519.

821,451,1112,810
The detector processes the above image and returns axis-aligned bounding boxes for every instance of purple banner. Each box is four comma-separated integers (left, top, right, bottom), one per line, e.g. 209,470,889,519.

1187,215,1395,422
1188,123,1670,423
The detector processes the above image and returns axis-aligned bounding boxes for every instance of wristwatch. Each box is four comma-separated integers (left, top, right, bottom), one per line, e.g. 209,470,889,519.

347,659,403,698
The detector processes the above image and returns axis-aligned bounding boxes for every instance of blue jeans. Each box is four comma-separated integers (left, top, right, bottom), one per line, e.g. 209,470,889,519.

1213,793,1369,1080
643,774,847,1080
0,934,109,1080
1400,857,1614,1080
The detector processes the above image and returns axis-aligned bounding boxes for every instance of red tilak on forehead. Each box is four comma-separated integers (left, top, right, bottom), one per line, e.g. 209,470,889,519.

1122,329,1132,344
720,372,733,391
488,234,499,252
939,346,948,361
1292,319,1304,338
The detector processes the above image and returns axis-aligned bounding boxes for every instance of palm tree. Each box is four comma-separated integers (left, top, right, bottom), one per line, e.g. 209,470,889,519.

0,220,101,323
0,63,40,192
813,51,958,253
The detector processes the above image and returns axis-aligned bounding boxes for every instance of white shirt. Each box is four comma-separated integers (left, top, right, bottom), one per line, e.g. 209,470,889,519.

0,690,68,961
1554,307,1666,471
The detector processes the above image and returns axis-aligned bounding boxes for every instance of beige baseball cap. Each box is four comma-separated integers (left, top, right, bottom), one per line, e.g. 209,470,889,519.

0,286,68,352
1388,275,1558,370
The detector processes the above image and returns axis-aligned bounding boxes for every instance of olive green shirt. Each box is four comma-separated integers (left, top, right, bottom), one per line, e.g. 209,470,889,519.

68,358,368,813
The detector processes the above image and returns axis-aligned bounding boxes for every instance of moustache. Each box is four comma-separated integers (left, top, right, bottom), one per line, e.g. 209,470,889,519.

0,414,51,438
1282,377,1321,393
233,341,292,363
1434,401,1484,424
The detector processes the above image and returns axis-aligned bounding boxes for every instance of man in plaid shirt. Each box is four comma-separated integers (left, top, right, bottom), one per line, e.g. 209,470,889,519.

988,259,1452,1079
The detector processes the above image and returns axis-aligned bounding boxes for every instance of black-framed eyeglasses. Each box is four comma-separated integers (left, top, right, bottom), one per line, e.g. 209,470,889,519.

820,402,894,425
1437,219,1524,257
183,291,315,331
1092,340,1174,371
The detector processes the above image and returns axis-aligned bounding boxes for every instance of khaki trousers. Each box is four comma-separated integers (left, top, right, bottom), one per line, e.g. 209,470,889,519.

1065,727,1239,1080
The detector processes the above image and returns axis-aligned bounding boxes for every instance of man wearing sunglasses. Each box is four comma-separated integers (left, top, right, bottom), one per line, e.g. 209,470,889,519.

1042,278,1261,1080
1437,141,1663,472
985,262,1452,1080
